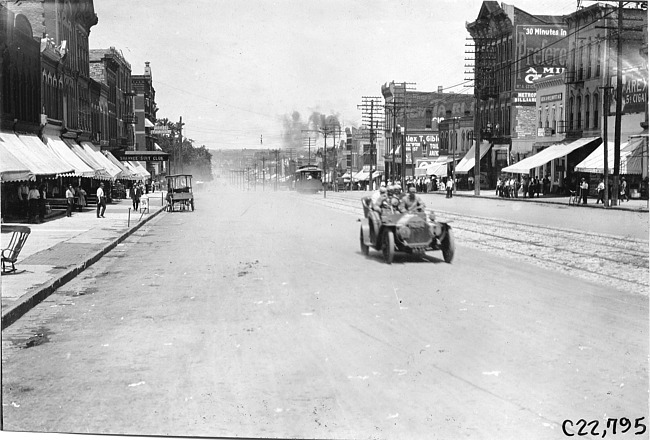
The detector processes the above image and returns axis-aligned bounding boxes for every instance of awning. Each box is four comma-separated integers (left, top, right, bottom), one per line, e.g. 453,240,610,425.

154,143,163,151
43,135,95,177
62,138,112,180
133,161,151,178
80,142,122,179
574,138,645,175
502,137,600,174
145,118,155,128
0,140,33,182
0,131,74,177
103,151,138,180
425,156,453,176
353,170,369,181
455,141,492,174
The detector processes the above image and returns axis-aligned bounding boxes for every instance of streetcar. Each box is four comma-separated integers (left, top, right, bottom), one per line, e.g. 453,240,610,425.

293,165,322,193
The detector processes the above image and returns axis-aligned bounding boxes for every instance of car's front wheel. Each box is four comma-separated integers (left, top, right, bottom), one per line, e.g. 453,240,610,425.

360,227,369,256
383,230,395,264
441,227,455,263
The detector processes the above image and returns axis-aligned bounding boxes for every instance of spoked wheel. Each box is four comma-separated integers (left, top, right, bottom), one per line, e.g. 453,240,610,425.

441,227,455,264
360,227,369,256
382,230,395,264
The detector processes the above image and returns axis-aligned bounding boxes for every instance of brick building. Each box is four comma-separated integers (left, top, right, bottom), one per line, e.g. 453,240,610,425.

1,4,41,132
132,61,157,152
466,1,567,176
89,47,134,150
4,0,98,139
381,82,474,183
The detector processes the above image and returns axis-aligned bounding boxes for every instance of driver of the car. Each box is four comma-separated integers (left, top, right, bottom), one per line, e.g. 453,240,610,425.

371,186,388,212
401,187,426,212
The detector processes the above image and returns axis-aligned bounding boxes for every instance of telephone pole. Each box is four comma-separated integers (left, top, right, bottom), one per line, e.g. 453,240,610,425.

358,96,384,191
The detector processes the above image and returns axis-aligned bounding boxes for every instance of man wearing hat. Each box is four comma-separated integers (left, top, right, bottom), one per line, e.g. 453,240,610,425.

401,186,426,213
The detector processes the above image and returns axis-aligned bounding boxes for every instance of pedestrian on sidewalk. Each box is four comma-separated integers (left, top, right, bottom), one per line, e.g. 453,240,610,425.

27,184,40,223
38,183,47,222
620,177,629,202
596,179,605,204
580,178,589,204
65,184,74,217
17,182,29,219
445,176,453,198
129,184,141,211
96,182,107,218
77,186,87,212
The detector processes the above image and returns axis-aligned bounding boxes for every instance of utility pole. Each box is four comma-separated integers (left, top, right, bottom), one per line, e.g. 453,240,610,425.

358,96,384,191
178,116,184,174
612,0,624,206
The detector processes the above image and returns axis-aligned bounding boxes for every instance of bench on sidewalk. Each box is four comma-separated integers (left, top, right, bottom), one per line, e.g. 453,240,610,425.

1,225,31,274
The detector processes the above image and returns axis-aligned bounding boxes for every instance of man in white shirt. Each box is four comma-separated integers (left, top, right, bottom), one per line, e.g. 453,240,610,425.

96,183,106,218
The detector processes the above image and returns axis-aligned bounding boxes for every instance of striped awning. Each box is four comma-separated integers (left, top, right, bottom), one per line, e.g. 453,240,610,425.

574,138,646,175
0,140,33,182
43,135,95,177
1,131,74,176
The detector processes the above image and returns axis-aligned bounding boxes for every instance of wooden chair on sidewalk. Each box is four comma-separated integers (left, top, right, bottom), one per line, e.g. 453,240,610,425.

1,225,31,274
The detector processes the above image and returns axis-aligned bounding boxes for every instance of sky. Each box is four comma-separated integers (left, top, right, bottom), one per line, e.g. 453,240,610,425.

89,0,582,150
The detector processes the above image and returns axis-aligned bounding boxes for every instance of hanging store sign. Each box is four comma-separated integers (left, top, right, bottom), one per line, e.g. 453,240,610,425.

515,24,568,92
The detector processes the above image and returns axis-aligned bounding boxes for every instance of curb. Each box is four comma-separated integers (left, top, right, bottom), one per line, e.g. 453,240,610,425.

1,206,166,330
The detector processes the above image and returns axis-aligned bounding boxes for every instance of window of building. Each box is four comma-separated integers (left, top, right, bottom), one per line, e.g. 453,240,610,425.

584,94,590,129
595,43,601,76
425,109,432,128
586,38,592,78
539,107,543,128
576,95,582,129
569,96,574,130
578,46,584,80
593,93,599,129
545,106,550,128
551,106,556,131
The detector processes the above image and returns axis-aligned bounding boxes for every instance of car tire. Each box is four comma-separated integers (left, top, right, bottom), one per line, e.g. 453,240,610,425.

383,230,395,264
442,227,455,264
360,227,369,256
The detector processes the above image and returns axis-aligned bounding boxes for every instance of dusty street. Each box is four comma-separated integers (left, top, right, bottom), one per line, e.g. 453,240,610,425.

2,184,648,440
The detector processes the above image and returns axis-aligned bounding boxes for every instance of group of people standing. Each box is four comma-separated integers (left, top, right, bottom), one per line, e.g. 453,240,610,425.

17,182,47,223
496,175,551,199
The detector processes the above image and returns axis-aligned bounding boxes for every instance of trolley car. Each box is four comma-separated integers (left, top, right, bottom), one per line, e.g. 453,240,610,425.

293,165,322,193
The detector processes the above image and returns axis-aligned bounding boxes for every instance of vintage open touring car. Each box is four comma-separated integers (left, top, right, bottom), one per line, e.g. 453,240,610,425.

360,196,455,264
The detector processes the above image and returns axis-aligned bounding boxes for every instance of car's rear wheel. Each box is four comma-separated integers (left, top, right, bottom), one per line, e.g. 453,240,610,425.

360,227,369,256
383,230,395,264
441,227,455,263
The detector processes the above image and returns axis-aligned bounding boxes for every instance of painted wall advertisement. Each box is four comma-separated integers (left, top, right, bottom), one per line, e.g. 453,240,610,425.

609,69,648,115
515,24,568,92
405,134,439,157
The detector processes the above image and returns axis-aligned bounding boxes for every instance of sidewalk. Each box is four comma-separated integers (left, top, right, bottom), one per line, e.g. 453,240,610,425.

335,187,649,212
1,191,168,330
446,189,649,212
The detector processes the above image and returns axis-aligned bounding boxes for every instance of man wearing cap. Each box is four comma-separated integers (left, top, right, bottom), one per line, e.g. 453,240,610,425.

401,186,426,213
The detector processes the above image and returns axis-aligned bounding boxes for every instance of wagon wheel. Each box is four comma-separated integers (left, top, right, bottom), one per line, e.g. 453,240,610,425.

359,226,369,256
441,227,455,264
382,230,395,264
